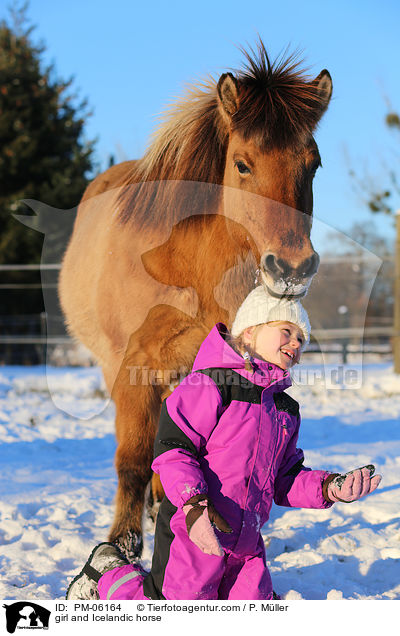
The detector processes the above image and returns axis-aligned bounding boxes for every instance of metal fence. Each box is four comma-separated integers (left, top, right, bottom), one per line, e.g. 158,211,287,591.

0,264,395,366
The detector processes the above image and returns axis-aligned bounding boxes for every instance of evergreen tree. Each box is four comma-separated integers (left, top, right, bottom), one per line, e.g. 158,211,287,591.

0,4,96,362
0,3,96,265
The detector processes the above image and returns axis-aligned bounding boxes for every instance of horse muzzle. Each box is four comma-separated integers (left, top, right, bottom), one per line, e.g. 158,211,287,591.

260,251,320,298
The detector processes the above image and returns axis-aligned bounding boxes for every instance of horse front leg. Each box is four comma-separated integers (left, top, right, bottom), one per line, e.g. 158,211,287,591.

108,360,162,559
108,305,209,559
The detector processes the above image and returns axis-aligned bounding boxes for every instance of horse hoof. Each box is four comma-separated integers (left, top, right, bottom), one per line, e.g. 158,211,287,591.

115,530,143,562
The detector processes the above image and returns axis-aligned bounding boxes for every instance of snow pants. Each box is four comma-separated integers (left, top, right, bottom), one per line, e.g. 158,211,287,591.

98,498,273,600
98,549,273,600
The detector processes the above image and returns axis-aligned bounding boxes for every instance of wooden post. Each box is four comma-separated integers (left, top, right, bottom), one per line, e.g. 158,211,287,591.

394,210,400,374
342,340,348,365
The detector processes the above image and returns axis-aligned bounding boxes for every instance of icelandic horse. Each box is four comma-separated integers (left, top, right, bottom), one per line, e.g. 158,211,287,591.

59,41,332,557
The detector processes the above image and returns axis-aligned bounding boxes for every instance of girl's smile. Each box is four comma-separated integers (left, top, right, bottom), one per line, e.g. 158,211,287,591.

242,321,304,370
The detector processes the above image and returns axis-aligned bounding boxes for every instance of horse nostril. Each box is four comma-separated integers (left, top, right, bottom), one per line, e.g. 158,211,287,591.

264,253,280,275
299,252,320,277
263,253,289,277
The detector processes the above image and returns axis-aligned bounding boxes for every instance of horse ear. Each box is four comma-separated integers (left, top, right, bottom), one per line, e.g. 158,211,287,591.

217,72,239,124
312,69,333,112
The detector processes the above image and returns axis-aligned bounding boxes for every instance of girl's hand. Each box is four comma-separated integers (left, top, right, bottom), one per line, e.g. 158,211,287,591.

182,495,232,556
324,465,382,503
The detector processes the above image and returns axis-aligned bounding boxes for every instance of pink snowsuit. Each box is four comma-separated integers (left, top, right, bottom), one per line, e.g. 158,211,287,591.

98,323,332,600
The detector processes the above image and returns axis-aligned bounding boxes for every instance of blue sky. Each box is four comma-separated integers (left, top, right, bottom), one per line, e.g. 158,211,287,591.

3,0,400,249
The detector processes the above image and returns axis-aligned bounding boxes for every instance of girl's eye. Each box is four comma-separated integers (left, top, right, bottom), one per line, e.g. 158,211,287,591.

235,161,251,175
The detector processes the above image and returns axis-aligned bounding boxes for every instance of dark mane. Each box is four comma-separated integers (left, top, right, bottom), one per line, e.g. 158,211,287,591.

117,40,327,228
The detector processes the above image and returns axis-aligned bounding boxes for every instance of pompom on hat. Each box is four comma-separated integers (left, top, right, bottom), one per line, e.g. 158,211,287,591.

231,286,311,346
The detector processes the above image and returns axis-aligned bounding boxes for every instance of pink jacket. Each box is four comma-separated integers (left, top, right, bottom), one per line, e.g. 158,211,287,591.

152,323,332,558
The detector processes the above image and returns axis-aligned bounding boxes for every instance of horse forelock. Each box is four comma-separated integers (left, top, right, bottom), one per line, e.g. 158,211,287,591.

233,43,328,149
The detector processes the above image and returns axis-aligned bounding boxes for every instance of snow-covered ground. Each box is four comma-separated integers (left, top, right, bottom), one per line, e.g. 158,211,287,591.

0,361,399,600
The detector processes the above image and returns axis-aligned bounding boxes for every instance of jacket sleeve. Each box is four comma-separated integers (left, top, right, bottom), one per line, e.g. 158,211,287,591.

151,372,223,509
273,415,333,509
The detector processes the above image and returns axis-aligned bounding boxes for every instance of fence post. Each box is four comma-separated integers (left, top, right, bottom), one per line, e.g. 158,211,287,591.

394,210,400,374
342,340,348,365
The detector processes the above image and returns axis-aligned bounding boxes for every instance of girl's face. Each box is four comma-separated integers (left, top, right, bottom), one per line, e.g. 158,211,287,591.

242,321,304,370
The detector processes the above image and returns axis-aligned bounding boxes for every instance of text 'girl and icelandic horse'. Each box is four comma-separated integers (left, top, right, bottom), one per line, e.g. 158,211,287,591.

59,40,332,557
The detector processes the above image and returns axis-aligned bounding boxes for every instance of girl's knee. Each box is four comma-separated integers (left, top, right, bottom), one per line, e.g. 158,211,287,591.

98,564,148,600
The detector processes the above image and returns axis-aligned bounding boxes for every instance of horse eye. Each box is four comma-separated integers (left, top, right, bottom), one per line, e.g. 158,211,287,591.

235,161,251,175
310,158,321,175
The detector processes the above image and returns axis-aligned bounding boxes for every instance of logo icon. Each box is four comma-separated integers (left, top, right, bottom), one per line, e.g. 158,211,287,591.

3,602,50,633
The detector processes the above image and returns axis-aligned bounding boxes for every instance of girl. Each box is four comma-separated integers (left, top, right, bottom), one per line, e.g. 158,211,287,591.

67,286,381,601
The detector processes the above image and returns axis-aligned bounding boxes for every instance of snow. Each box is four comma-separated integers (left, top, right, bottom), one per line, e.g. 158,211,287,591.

0,362,399,600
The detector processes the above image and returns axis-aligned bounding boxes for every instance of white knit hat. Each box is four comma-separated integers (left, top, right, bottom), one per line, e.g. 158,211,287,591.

231,286,311,345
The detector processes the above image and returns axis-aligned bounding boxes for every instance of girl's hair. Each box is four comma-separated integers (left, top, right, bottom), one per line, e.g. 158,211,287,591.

226,325,264,371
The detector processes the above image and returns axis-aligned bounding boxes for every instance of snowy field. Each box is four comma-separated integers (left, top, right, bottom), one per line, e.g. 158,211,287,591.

0,361,399,601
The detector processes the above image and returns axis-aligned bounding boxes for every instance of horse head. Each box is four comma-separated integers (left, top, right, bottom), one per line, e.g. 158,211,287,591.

117,42,332,303
216,47,332,298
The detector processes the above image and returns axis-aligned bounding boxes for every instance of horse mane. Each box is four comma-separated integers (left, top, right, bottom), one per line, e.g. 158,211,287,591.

118,40,327,228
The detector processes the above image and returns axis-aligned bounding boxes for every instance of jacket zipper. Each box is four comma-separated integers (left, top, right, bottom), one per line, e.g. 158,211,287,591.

262,376,289,472
241,384,289,523
275,419,288,459
263,411,288,488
